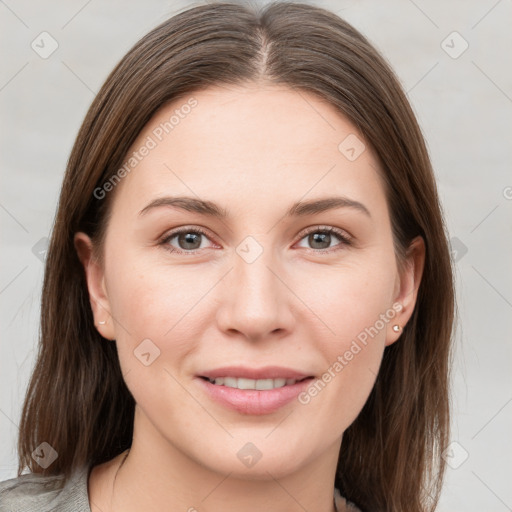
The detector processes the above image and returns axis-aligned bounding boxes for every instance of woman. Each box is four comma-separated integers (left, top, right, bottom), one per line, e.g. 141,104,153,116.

0,1,455,511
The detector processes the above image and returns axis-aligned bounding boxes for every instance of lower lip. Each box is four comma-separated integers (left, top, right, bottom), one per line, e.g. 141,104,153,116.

196,377,314,415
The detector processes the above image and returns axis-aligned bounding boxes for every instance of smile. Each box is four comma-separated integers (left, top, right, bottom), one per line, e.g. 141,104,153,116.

196,367,315,415
202,376,309,390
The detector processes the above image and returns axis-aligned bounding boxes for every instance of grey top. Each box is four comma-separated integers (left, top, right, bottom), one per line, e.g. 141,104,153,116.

0,467,361,511
0,467,91,512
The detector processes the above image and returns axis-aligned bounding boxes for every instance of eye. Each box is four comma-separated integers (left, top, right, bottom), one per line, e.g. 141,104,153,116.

159,224,352,256
295,225,352,253
160,226,217,255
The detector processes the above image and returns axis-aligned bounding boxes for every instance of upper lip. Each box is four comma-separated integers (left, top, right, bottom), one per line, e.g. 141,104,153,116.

198,366,313,380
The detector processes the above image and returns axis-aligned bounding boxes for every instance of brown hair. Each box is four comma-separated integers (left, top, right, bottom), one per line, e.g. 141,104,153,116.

17,2,455,511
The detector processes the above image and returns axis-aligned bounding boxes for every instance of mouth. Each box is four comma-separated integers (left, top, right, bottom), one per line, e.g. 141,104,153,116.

199,375,312,390
195,366,315,415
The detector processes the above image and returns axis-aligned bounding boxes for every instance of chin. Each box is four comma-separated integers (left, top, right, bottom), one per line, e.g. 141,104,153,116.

184,434,315,480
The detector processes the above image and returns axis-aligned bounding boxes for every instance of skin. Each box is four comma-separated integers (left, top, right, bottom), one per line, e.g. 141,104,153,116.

75,82,424,512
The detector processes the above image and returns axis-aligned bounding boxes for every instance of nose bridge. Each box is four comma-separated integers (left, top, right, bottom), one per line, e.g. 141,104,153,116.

216,236,292,339
234,238,281,314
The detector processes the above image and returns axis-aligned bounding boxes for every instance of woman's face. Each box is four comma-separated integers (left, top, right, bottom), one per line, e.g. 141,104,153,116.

76,83,423,478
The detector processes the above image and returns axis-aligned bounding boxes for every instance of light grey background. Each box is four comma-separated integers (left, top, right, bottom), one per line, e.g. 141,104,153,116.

1,1,511,510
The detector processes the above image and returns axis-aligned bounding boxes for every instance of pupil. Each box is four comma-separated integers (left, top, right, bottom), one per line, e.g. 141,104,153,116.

180,232,200,249
311,232,330,249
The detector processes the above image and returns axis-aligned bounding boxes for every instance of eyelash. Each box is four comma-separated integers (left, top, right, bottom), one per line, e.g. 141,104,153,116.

159,225,352,256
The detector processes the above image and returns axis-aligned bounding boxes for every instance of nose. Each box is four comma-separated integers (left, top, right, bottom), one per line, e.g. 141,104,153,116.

215,244,295,342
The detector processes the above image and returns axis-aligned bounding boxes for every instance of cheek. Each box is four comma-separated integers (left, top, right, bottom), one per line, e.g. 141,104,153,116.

106,247,205,340
295,255,396,344
105,263,200,425
101,256,224,448
294,261,395,428
103,251,216,397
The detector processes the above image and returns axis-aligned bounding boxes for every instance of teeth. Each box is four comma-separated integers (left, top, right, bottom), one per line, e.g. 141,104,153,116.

208,377,299,390
256,379,274,390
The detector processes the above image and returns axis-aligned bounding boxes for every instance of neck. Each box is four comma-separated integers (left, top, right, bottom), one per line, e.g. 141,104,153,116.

103,408,341,512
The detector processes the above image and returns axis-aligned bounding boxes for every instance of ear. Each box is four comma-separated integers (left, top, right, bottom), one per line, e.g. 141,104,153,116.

386,235,425,346
74,232,116,340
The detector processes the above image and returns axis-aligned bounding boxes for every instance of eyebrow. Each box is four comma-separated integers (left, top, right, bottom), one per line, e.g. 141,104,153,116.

138,195,371,219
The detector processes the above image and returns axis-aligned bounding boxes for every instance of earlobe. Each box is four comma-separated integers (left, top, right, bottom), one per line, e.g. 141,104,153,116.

73,232,115,340
386,236,425,346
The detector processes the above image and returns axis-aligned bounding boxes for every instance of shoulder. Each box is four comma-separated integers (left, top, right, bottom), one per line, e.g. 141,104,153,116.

334,487,363,512
0,467,91,512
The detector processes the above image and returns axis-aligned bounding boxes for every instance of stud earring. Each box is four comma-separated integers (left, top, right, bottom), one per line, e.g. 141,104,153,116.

392,324,401,333
98,320,106,325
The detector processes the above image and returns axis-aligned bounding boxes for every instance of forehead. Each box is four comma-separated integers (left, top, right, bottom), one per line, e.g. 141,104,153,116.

109,83,387,219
